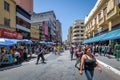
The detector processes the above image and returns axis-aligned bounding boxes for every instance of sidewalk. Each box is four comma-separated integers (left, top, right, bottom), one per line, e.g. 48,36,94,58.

96,54,120,76
0,53,52,71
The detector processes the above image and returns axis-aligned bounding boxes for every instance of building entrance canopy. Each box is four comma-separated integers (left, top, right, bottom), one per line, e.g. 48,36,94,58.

83,29,120,44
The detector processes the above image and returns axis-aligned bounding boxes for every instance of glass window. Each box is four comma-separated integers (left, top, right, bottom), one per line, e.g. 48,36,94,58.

103,7,107,16
4,1,10,11
98,13,101,20
4,18,10,26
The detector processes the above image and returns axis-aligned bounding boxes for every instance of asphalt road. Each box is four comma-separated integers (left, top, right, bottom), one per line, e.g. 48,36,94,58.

0,51,120,80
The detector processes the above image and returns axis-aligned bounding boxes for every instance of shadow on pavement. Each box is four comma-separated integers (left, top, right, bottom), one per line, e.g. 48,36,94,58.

0,64,22,71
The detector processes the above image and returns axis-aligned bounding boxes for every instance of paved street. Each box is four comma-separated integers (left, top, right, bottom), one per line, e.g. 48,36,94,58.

0,50,120,80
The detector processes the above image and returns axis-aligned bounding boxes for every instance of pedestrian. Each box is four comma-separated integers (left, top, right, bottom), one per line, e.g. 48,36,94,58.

56,45,61,55
75,46,83,70
36,46,46,64
53,45,57,55
69,45,74,60
80,47,102,80
23,47,28,61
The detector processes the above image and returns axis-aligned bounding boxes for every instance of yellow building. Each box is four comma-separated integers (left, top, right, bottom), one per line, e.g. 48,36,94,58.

0,0,16,31
31,24,40,41
84,0,120,44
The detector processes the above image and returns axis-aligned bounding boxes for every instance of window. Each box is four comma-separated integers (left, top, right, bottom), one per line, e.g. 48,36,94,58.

4,18,10,26
94,18,97,24
81,30,84,32
98,13,101,20
103,7,107,16
81,26,83,28
81,22,84,25
4,1,10,11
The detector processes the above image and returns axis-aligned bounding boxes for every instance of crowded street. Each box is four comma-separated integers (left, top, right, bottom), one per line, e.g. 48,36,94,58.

0,50,120,80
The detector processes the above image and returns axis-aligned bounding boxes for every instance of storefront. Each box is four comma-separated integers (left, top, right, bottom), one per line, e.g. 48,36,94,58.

0,28,23,39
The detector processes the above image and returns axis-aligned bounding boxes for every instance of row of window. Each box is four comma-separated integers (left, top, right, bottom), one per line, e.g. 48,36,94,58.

4,2,10,26
74,30,84,33
16,17,30,29
74,34,84,37
86,0,113,30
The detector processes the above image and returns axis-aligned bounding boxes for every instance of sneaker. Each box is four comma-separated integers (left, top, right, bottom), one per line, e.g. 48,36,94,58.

35,63,38,65
41,62,46,64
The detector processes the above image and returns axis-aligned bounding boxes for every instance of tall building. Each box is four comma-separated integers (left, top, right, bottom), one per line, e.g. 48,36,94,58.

84,0,120,45
16,5,31,39
31,11,60,42
67,26,73,44
72,20,85,45
56,20,62,43
0,0,22,39
14,0,33,12
67,20,85,45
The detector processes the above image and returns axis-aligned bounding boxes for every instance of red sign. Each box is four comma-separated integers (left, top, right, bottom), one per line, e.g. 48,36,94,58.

0,28,23,39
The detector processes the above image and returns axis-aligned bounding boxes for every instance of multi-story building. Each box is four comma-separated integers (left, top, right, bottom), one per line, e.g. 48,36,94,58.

84,0,120,44
0,0,22,39
56,20,62,43
67,26,73,44
72,20,85,45
14,0,33,12
16,5,31,39
31,24,39,41
31,11,58,42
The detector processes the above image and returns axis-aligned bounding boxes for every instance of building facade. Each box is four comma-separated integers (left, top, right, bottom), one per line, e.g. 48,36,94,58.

0,0,22,39
14,0,33,12
31,24,39,41
16,5,31,39
67,26,73,44
55,20,62,43
72,20,85,44
31,11,59,42
85,0,120,42
0,0,16,31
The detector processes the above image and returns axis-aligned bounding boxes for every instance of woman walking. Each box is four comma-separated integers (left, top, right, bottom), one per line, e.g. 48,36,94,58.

80,47,102,80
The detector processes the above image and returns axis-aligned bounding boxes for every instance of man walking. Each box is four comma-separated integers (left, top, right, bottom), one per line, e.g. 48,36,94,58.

36,46,46,64
70,45,74,60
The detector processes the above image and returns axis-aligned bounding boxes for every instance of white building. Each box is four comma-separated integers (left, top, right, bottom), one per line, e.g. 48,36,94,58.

72,20,85,44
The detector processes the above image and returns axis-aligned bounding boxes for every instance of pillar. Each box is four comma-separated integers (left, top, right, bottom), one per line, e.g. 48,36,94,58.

93,31,95,37
108,21,112,45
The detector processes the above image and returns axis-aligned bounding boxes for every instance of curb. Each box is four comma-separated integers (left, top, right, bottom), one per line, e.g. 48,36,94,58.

97,60,120,76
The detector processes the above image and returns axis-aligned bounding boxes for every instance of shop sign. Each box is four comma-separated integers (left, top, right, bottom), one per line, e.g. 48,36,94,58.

0,28,23,39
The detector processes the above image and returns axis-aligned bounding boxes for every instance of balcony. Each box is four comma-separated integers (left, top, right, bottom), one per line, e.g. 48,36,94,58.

72,40,83,43
72,36,79,40
99,16,107,26
73,28,85,32
107,6,119,20
73,32,79,36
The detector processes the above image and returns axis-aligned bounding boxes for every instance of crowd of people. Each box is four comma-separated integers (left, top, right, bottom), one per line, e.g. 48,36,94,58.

0,43,59,66
0,44,36,66
68,42,120,80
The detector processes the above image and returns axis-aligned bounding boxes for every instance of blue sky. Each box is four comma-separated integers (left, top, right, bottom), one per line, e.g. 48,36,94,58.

34,0,97,41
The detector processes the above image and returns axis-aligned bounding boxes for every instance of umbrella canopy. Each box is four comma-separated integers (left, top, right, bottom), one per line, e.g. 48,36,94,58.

22,39,33,44
0,38,15,46
39,41,47,44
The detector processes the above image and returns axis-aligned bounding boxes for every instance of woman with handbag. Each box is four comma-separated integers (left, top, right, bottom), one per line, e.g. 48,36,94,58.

80,47,102,80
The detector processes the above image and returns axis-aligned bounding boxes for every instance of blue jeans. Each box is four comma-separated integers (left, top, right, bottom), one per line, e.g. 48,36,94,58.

85,69,94,80
70,52,73,60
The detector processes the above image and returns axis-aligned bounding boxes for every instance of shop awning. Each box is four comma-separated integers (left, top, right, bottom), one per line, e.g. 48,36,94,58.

82,34,106,44
83,29,120,44
101,29,120,41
